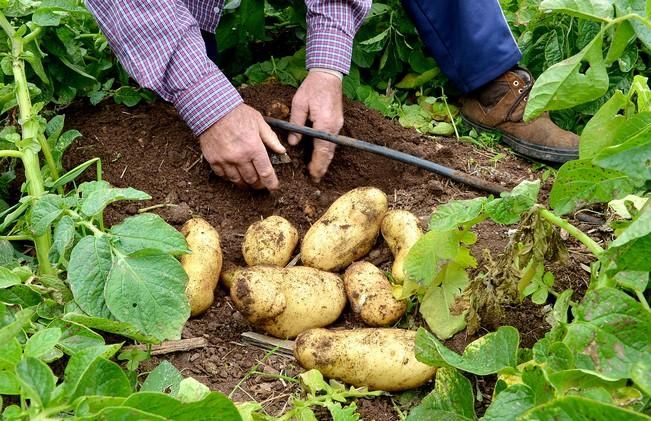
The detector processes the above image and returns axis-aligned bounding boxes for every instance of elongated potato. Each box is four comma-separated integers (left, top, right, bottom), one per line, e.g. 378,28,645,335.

381,210,423,284
180,218,223,316
344,262,406,326
295,328,436,391
242,216,299,267
301,187,388,272
230,266,346,338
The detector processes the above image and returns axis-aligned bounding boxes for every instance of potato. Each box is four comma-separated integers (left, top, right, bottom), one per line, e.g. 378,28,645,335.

180,218,223,316
301,187,388,272
344,262,406,326
242,216,299,267
230,266,346,338
295,328,436,391
381,210,423,284
219,263,242,290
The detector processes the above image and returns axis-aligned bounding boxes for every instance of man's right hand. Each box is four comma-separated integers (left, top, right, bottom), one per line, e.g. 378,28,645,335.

199,104,286,191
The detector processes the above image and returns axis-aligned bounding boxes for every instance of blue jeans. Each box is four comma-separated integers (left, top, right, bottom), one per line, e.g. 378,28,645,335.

401,0,522,93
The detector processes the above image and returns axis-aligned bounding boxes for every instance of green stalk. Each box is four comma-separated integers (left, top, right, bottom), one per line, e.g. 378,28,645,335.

0,13,55,275
539,208,604,256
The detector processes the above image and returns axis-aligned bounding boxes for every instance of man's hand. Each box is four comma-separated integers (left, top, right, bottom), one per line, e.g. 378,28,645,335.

288,70,344,182
200,103,286,190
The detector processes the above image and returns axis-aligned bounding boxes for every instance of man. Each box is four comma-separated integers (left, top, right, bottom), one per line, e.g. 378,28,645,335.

86,1,578,192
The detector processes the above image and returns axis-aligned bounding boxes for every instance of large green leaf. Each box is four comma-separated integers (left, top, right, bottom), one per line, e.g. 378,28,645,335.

47,318,105,355
428,197,486,231
0,371,20,395
63,344,123,399
79,181,150,217
524,33,608,120
579,91,629,159
141,361,183,394
592,112,651,182
110,214,189,255
24,327,61,360
420,263,468,340
614,0,651,51
120,392,241,420
540,0,614,21
519,396,651,420
485,180,540,224
483,384,536,421
16,357,57,407
407,367,475,421
104,251,189,341
0,338,21,370
30,194,65,236
564,288,651,380
71,357,132,400
549,159,636,215
415,326,520,375
67,235,113,318
608,233,651,272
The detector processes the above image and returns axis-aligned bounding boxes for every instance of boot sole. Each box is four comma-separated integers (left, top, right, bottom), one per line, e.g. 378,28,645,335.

461,117,578,164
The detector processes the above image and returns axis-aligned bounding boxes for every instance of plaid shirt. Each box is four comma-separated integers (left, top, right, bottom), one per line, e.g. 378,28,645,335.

86,0,371,135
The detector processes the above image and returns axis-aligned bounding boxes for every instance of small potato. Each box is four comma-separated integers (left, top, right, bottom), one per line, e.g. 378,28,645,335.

242,216,299,267
295,328,436,391
381,210,423,284
219,263,242,290
301,187,388,272
230,266,346,339
344,262,406,326
180,218,223,316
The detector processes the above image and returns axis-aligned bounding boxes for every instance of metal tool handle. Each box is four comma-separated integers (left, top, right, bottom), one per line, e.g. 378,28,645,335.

264,116,508,196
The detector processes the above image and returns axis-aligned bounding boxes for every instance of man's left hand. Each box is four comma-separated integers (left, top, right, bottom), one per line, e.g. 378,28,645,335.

288,70,344,182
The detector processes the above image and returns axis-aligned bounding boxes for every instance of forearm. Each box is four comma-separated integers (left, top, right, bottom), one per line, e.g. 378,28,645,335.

304,0,372,74
86,0,241,135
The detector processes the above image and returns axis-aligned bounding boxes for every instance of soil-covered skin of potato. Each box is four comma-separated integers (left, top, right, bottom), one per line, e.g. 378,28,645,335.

64,83,592,419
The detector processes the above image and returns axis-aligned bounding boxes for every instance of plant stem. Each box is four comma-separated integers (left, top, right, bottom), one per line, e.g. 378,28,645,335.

0,234,32,241
637,290,650,312
0,14,55,276
539,208,604,256
0,150,24,159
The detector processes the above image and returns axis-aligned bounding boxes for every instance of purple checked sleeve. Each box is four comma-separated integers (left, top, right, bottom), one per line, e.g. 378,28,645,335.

86,0,240,136
305,0,372,74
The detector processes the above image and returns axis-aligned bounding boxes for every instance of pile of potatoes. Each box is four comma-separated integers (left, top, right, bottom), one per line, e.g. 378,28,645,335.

179,187,432,391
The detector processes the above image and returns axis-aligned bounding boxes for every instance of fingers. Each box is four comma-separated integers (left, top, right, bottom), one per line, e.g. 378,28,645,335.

223,164,245,188
288,98,308,146
308,140,336,182
252,152,280,191
258,120,286,154
238,161,259,186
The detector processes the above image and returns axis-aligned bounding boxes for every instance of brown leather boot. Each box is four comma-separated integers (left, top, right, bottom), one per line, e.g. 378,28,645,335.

461,68,578,163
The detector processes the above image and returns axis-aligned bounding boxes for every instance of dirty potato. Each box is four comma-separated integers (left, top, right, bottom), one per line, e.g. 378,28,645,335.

230,266,346,339
344,262,406,326
219,262,242,290
381,210,423,284
295,328,436,391
180,218,223,316
301,187,388,272
242,216,299,267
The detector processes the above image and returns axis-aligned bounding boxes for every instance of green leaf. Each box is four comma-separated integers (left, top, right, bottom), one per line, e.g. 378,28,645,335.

395,68,439,89
608,233,651,272
176,378,211,403
611,208,651,248
0,338,21,370
579,91,629,159
0,267,21,289
104,251,189,341
63,344,123,398
415,326,520,375
74,396,127,417
519,396,651,420
631,359,651,395
52,215,75,261
47,318,105,355
428,197,487,230
485,180,540,224
563,288,651,380
483,384,536,421
120,391,241,421
141,361,183,394
51,158,99,189
71,357,132,400
606,21,636,64
16,357,57,407
406,367,475,421
549,159,635,215
592,112,651,182
111,214,189,255
0,371,20,395
524,33,608,120
63,313,160,343
614,0,651,51
80,181,150,217
67,235,113,318
52,129,82,164
114,86,143,107
0,285,41,306
540,0,614,21
0,308,34,345
30,194,65,236
420,263,468,340
24,328,61,360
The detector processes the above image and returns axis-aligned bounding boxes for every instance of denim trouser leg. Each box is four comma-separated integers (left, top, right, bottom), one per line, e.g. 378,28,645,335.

401,0,522,93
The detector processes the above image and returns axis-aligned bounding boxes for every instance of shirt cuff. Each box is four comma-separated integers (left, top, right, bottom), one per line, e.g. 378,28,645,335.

173,69,243,136
306,29,354,75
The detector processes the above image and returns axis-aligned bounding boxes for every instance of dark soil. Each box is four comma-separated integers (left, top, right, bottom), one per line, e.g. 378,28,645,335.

64,83,592,420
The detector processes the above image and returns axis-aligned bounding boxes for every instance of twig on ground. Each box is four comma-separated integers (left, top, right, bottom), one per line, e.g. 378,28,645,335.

123,337,208,356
